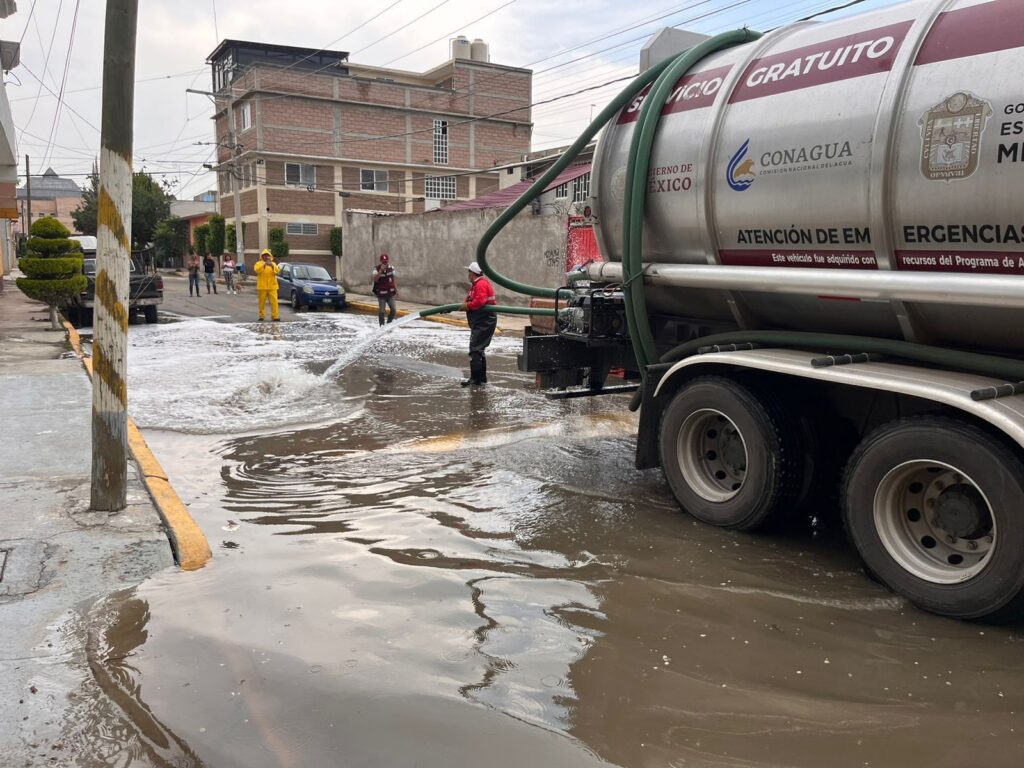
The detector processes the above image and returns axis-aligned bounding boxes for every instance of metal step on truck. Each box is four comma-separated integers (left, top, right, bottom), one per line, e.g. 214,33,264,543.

513,0,1024,621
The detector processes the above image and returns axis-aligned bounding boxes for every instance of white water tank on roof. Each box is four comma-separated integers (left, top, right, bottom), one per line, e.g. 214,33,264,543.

451,36,471,60
471,39,489,62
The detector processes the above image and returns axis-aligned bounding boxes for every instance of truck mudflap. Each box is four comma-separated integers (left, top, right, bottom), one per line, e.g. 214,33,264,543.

635,363,674,470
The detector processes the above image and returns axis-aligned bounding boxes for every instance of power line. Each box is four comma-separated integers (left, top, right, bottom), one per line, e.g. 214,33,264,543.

17,0,63,146
350,0,453,57
16,0,37,46
381,0,520,67
41,0,81,169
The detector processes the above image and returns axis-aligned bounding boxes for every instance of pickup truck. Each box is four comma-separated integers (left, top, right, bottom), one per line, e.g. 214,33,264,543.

64,255,164,327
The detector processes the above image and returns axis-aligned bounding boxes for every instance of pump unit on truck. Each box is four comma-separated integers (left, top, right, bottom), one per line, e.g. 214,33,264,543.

507,0,1024,620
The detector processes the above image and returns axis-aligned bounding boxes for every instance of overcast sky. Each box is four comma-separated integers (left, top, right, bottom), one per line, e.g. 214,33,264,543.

5,0,900,200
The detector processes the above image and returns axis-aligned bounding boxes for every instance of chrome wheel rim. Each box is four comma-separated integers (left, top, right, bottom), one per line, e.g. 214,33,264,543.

677,409,748,502
873,460,995,584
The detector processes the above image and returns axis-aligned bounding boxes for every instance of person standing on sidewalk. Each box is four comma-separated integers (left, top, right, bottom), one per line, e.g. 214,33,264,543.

223,256,236,294
460,261,496,387
203,254,218,294
254,249,281,322
186,250,201,297
371,253,398,326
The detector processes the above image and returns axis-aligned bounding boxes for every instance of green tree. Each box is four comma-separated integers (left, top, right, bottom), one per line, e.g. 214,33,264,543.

207,214,225,257
329,226,343,257
16,217,87,330
71,168,173,246
152,219,184,266
194,224,210,258
71,163,98,236
268,227,289,261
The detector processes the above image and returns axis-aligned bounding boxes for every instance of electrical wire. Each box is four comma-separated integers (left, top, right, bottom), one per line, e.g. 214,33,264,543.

16,0,37,46
40,0,81,169
349,0,454,57
381,0,520,67
17,0,63,146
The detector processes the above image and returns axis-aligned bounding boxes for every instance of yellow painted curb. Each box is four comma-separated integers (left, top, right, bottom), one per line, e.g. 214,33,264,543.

62,320,212,571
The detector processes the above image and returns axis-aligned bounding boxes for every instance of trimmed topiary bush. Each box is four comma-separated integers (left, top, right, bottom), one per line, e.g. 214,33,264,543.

16,217,86,329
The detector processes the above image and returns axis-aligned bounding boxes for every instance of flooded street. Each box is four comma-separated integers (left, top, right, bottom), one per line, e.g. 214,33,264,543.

71,312,1024,767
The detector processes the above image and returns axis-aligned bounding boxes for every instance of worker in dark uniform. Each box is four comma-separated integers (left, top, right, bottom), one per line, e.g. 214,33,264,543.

460,261,497,387
371,253,398,326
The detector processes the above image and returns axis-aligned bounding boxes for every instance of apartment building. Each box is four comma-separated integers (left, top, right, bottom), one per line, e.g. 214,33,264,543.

206,38,533,276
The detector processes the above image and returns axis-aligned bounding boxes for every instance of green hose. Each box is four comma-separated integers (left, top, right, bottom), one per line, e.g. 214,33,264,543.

623,30,762,375
472,53,690,299
418,303,555,318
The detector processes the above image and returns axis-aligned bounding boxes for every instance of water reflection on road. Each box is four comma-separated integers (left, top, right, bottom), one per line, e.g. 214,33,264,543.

73,313,1024,767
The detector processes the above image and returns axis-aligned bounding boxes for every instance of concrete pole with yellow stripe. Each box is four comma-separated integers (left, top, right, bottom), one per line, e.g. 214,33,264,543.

91,0,138,512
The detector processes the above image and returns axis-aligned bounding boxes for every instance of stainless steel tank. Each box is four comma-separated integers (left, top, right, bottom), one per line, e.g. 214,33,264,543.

591,0,1024,352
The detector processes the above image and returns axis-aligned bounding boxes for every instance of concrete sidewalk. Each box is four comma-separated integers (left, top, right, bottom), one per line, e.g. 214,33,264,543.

0,280,174,761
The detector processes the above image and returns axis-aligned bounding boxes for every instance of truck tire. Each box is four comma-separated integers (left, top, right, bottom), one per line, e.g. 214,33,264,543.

842,416,1024,621
658,375,805,531
143,305,158,324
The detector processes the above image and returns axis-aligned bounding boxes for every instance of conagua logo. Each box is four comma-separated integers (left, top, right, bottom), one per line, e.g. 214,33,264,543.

727,139,756,191
727,139,854,190
920,91,993,181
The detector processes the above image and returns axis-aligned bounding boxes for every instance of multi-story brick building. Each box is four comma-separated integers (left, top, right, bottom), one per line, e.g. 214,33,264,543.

206,39,532,276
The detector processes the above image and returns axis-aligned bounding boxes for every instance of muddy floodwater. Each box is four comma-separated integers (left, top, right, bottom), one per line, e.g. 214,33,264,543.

65,313,1024,766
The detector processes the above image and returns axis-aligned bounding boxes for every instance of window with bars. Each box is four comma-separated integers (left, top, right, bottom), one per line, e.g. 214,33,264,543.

285,222,318,236
424,175,456,200
360,169,389,192
241,163,250,188
285,163,316,187
572,172,591,203
433,119,449,165
553,182,568,199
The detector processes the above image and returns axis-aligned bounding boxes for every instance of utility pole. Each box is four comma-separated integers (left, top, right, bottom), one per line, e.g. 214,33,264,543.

227,104,245,268
24,155,30,234
91,0,137,512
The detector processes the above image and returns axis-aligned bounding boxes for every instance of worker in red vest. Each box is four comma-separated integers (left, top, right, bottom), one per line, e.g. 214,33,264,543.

460,261,497,387
371,253,398,326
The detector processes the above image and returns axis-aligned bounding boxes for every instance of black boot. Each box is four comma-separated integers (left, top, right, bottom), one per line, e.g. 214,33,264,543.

461,358,485,387
479,357,488,384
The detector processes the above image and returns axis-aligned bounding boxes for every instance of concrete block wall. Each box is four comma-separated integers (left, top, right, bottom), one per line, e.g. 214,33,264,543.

342,208,568,307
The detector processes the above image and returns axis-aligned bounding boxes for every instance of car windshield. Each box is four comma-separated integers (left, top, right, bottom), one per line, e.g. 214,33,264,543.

293,265,332,281
82,258,137,275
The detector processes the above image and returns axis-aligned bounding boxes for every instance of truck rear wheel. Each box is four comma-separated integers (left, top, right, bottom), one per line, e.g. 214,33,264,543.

842,416,1024,620
143,305,158,324
658,375,805,531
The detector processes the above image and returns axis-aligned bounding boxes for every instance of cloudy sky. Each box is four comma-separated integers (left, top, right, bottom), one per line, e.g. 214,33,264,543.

4,0,900,199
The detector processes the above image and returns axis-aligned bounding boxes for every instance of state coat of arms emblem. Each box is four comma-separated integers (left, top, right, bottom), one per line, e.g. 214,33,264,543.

919,91,993,181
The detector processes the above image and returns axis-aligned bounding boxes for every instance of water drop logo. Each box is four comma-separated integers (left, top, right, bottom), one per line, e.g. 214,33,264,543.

727,139,756,191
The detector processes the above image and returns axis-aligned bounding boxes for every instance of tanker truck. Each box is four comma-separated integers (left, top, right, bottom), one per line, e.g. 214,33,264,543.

477,0,1024,620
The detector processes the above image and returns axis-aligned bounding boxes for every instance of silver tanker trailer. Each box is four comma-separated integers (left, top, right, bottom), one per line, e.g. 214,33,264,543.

516,0,1024,620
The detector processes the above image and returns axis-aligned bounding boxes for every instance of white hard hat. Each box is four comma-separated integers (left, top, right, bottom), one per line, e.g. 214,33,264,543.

466,261,482,274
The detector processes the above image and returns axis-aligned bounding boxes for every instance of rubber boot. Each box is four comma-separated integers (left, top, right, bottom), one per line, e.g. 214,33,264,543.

461,358,485,387
479,357,488,384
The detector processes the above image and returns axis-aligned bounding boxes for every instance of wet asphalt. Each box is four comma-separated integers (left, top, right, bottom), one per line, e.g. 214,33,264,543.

54,305,1024,767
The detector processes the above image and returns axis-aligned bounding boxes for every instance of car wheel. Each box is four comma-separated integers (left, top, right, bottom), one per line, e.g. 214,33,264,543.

842,416,1024,621
291,291,301,311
